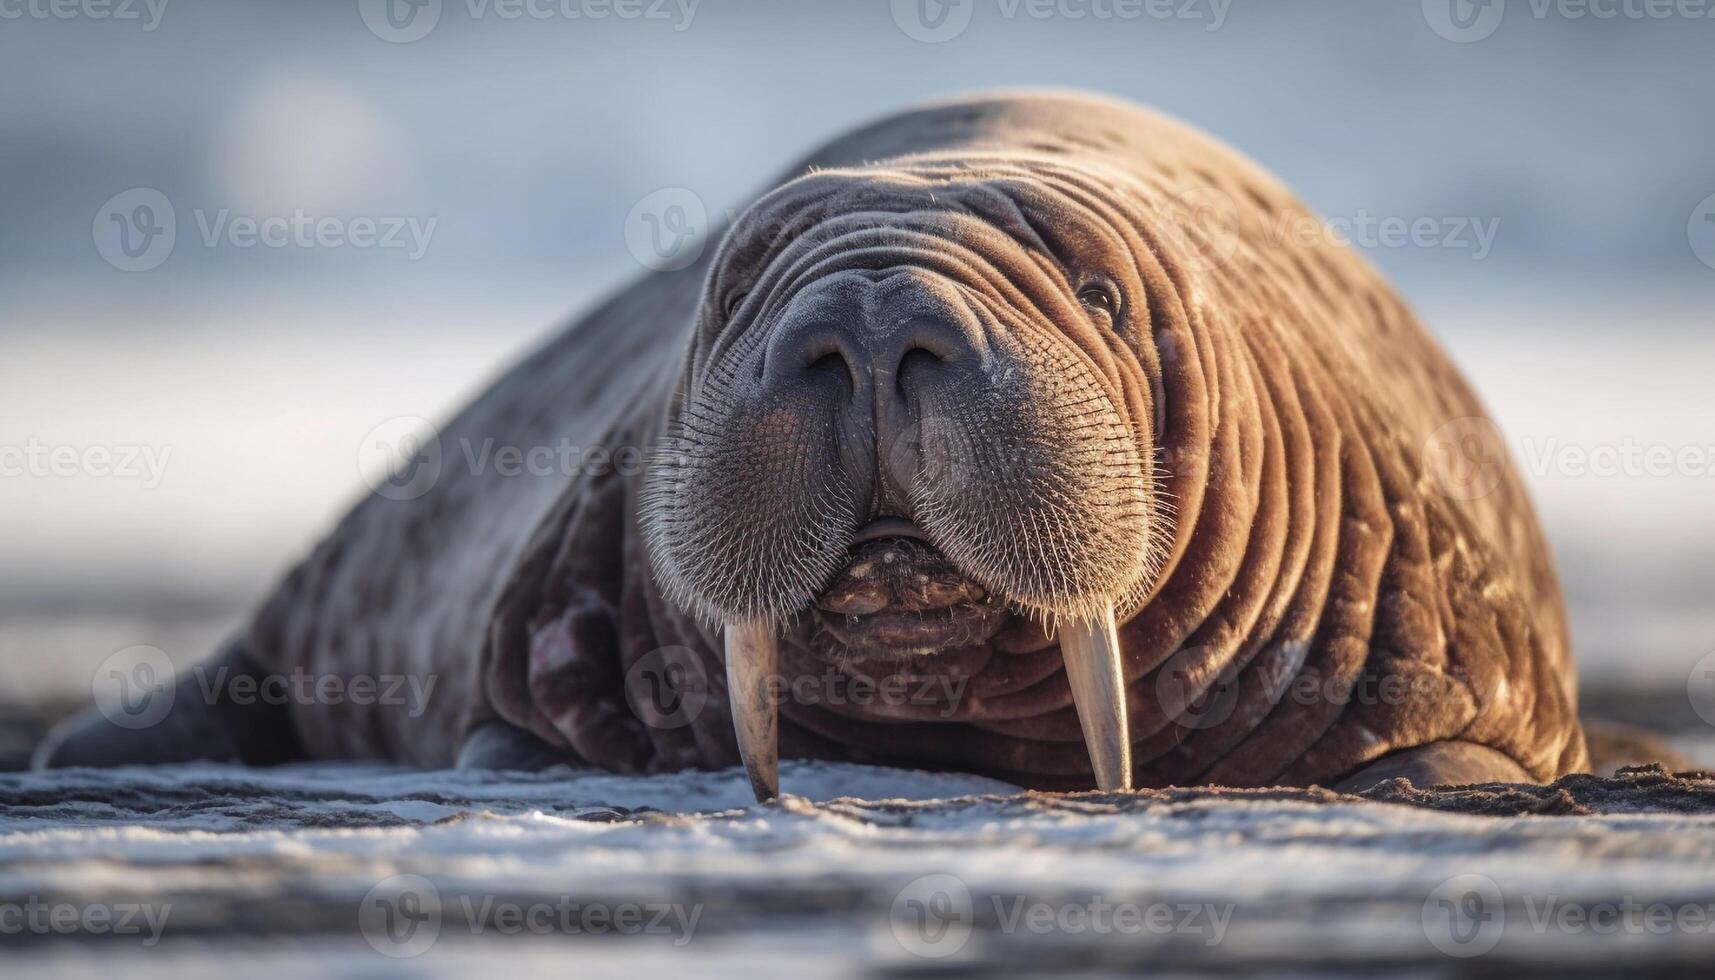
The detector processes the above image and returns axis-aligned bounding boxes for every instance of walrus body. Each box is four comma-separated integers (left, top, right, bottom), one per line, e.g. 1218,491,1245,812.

41,92,1588,792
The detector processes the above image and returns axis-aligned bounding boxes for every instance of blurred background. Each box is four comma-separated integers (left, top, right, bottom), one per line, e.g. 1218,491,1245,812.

3,0,1713,741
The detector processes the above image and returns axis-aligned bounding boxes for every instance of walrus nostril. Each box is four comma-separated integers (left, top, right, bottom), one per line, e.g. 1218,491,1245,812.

896,346,943,394
806,350,848,378
772,325,862,393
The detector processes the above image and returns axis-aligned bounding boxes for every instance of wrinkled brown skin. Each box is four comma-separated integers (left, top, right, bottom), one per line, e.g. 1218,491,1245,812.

229,93,1585,787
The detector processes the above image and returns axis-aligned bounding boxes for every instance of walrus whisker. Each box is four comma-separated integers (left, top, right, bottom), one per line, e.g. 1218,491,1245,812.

724,619,780,803
1058,605,1133,792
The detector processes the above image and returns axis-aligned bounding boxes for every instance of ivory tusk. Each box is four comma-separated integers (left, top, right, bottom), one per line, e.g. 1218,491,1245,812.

724,620,780,802
1059,606,1133,792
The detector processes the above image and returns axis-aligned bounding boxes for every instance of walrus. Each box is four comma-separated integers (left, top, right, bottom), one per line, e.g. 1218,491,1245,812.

37,91,1589,798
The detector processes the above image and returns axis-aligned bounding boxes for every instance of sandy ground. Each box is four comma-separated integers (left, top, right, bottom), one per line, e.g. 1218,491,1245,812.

0,759,1712,977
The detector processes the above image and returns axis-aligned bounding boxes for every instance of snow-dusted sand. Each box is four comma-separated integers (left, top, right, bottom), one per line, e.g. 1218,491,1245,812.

2,761,1714,976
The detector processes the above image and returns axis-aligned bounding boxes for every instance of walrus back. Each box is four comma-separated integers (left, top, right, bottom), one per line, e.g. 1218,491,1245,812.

244,269,706,765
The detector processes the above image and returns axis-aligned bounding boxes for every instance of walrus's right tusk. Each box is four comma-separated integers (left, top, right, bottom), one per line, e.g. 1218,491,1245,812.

724,620,780,802
1059,606,1133,792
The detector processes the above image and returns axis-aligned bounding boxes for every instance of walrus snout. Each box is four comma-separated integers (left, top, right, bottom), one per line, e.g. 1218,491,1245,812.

762,268,990,513
763,267,984,389
647,246,1160,799
643,172,1181,800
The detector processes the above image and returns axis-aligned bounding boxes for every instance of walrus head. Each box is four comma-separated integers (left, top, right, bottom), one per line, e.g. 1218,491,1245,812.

641,154,1179,799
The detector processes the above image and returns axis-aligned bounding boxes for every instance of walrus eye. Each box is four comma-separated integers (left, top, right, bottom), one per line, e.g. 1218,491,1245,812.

1076,282,1120,319
722,289,750,319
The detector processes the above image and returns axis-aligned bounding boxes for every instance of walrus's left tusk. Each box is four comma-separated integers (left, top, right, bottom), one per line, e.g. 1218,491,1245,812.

1059,606,1133,792
724,620,780,802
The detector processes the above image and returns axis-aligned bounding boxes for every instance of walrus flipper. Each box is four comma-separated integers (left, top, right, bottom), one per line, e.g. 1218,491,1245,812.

456,719,580,772
31,640,306,770
1333,742,1533,793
